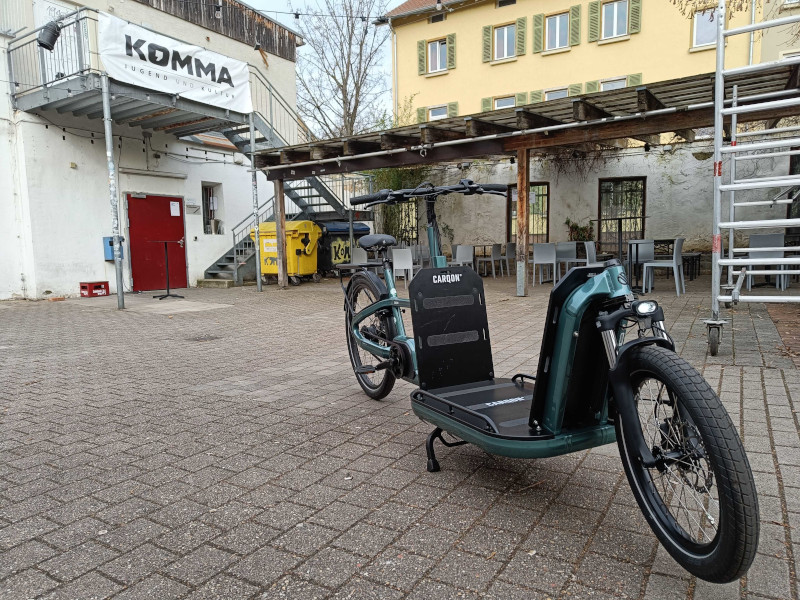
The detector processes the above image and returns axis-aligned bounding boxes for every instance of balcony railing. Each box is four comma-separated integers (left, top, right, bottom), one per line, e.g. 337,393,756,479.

0,0,27,36
8,8,96,96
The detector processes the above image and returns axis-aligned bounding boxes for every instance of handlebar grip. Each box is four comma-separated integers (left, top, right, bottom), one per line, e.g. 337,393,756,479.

479,184,508,192
351,190,389,206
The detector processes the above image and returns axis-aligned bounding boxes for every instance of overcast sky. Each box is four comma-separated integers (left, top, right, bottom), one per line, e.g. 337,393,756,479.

247,0,404,118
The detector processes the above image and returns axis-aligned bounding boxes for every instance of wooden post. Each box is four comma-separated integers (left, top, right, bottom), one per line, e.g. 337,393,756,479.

516,148,530,297
273,178,288,288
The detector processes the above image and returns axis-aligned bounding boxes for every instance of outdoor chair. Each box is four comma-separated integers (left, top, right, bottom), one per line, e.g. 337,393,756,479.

627,239,655,284
418,245,431,268
352,247,369,264
503,242,516,275
391,248,415,288
448,245,474,268
583,241,604,268
643,237,686,296
529,243,558,286
746,233,787,291
476,243,504,278
556,242,578,278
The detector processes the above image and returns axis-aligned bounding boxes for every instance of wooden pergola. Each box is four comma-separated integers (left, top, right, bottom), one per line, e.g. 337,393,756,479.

255,63,800,295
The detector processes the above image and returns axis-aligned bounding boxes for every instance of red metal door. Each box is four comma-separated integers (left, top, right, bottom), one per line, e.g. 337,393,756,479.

128,195,187,292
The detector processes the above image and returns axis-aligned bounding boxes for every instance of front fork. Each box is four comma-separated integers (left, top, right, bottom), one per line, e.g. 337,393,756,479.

598,303,673,469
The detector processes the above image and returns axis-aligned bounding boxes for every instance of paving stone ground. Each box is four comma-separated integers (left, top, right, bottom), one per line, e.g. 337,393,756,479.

1,272,798,599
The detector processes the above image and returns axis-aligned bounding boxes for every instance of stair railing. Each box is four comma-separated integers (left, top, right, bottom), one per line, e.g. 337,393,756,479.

231,198,274,281
248,68,314,148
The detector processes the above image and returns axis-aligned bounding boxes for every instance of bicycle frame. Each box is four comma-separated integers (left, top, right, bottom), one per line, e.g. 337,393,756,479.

347,202,448,385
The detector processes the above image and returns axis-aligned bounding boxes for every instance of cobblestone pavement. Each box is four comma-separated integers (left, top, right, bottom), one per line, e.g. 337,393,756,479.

1,273,798,600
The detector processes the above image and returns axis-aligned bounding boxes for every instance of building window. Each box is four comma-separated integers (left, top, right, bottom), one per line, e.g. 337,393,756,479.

429,13,445,23
545,88,569,101
494,96,516,109
202,184,223,235
546,12,570,50
509,183,549,244
602,0,628,39
600,77,626,91
598,177,645,254
428,105,448,120
497,0,516,6
494,23,516,59
692,9,717,47
428,39,447,73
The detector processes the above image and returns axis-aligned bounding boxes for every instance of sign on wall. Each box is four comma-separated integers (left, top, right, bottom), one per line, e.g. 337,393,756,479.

97,12,253,114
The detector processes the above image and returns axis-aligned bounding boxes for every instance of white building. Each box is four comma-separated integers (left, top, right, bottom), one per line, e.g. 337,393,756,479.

1,0,347,300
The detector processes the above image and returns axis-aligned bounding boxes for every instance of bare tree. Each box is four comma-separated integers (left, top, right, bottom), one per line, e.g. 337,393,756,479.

291,0,390,139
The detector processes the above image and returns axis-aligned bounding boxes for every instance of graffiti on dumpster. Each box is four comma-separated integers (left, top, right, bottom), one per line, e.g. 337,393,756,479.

264,256,277,266
330,238,351,264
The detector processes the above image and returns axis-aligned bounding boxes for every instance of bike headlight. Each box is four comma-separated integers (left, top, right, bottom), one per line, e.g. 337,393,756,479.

634,300,658,316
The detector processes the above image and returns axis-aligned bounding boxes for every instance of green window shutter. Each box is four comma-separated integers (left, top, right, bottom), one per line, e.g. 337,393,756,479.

447,102,458,117
588,1,600,42
482,26,492,62
529,90,543,103
417,107,427,123
570,5,581,46
418,40,426,75
630,0,642,34
515,92,527,106
627,73,643,87
532,14,544,53
568,83,582,96
446,33,456,69
585,80,600,93
516,17,527,56
481,97,492,112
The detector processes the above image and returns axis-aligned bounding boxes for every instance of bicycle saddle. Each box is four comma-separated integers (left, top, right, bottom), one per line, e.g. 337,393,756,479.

358,234,397,251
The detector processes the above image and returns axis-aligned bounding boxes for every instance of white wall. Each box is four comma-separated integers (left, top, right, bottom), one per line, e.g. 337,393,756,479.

1,109,272,299
432,141,790,253
0,0,298,299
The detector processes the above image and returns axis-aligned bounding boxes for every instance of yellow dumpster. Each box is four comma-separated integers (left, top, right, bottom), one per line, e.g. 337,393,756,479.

251,221,322,281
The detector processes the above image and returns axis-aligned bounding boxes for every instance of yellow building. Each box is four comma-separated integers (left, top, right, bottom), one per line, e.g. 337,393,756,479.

382,0,760,123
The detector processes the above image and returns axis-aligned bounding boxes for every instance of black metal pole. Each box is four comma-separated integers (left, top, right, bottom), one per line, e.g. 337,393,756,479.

154,241,183,300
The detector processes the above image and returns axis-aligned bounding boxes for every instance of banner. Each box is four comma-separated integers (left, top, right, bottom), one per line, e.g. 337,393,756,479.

98,12,253,113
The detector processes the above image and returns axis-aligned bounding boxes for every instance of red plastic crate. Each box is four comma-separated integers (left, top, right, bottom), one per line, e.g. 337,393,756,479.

80,281,109,297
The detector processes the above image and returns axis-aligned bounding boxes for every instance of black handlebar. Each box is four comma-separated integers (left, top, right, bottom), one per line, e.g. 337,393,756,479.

351,191,389,206
350,180,507,208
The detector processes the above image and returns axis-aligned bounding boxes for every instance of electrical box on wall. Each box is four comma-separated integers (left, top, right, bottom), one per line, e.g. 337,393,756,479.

103,237,124,261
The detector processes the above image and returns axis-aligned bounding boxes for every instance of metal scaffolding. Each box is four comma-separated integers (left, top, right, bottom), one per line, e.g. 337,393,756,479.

707,0,800,355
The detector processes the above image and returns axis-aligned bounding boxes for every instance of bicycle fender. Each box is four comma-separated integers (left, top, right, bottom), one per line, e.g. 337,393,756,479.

343,270,389,312
608,337,675,469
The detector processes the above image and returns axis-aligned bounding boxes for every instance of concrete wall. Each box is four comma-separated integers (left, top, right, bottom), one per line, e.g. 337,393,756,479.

427,141,790,254
2,109,272,299
0,0,298,299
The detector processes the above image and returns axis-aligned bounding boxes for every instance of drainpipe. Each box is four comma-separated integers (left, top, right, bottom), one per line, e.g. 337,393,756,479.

101,72,125,309
390,18,398,120
749,0,756,65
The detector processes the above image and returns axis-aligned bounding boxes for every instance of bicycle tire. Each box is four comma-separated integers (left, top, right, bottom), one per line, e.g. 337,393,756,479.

345,272,396,400
616,345,758,583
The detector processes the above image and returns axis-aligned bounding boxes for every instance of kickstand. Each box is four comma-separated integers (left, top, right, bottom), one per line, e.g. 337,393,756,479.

425,427,468,473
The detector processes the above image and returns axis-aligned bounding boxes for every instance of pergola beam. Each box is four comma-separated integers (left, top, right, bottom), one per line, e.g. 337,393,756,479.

343,139,382,155
309,145,341,160
280,149,311,164
572,99,610,122
380,133,420,149
766,64,800,128
420,125,465,144
464,117,516,137
636,87,665,112
516,108,562,130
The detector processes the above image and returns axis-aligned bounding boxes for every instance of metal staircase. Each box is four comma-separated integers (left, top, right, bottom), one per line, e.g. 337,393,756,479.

219,71,355,223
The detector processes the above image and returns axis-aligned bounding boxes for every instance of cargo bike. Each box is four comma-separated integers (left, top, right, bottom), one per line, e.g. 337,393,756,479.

337,180,758,582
